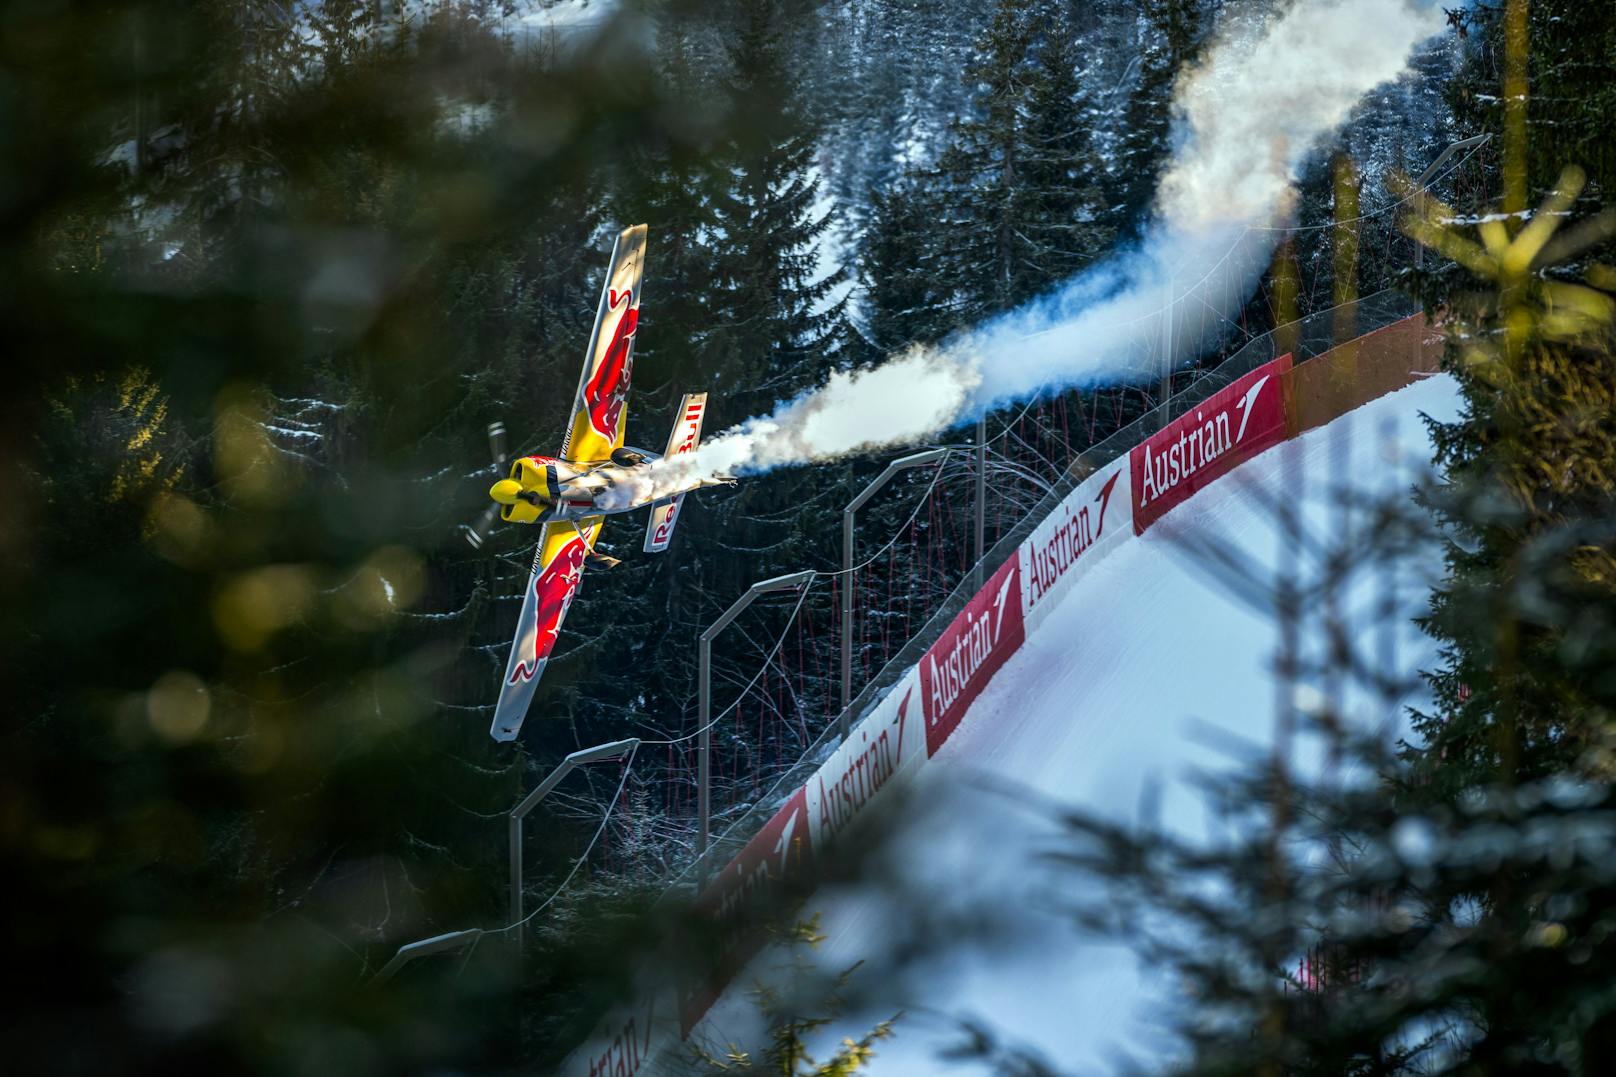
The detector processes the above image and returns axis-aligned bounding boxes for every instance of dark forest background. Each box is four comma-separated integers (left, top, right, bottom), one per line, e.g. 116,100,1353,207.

4,0,1613,1073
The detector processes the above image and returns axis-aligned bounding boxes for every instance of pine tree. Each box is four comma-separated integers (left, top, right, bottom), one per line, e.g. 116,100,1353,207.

612,16,722,395
932,0,1115,324
808,0,905,237
856,176,955,354
1406,1,1616,798
1111,0,1206,235
705,0,848,406
1447,1,1616,203
1018,12,1113,288
806,0,1002,240
1406,184,1616,796
933,0,1038,322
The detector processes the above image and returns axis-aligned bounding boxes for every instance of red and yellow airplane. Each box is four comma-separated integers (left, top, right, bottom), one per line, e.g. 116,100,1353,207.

481,224,732,742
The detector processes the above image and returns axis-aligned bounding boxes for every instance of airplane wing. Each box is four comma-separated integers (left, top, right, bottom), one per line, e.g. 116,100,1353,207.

561,224,648,465
490,517,604,742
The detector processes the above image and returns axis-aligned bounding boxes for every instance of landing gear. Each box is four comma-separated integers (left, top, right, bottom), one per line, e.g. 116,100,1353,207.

570,520,622,568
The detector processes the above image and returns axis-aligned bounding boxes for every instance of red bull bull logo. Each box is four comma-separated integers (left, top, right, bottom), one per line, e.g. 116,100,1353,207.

585,288,639,443
508,533,589,684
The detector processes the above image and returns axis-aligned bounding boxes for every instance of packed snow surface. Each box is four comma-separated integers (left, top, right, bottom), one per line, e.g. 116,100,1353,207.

692,373,1464,1072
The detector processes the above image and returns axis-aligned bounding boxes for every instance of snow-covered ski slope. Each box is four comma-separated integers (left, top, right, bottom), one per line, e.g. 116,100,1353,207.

687,372,1463,1073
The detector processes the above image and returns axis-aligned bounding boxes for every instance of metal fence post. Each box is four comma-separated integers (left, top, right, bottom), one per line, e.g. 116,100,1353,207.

974,419,986,588
373,928,485,985
1413,134,1492,270
698,570,815,882
839,449,950,734
698,629,711,878
841,508,855,718
508,738,638,953
1160,270,1175,415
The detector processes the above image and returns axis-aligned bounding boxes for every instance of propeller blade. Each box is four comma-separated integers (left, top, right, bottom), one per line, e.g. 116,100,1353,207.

461,503,500,550
488,421,507,467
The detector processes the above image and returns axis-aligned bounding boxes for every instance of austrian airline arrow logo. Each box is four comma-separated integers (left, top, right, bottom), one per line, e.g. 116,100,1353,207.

1094,469,1120,534
991,570,1015,638
1233,374,1271,444
893,685,914,761
771,807,801,876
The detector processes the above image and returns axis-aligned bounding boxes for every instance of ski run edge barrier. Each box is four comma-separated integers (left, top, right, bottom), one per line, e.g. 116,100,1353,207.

564,307,1443,1077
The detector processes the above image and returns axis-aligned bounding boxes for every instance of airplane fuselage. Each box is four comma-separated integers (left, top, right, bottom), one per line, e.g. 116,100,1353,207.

489,449,730,525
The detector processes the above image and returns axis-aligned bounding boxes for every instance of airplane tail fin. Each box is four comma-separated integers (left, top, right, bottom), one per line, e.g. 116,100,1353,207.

643,393,708,553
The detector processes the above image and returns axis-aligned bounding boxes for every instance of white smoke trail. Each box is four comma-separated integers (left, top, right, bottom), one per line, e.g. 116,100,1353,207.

603,0,1445,510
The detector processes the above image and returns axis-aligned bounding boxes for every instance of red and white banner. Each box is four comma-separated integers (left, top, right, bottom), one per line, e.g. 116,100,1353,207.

805,669,924,852
1131,354,1292,535
680,787,813,1034
1019,459,1132,632
574,991,669,1077
922,556,1025,757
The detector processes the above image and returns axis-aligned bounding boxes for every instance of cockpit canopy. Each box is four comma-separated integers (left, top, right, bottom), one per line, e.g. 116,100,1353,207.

610,447,649,467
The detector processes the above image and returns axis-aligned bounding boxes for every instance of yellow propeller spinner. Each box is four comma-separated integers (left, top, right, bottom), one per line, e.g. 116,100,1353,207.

489,479,524,506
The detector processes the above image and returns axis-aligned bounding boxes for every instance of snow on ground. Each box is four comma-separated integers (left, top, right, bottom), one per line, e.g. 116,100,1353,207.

691,373,1464,1072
